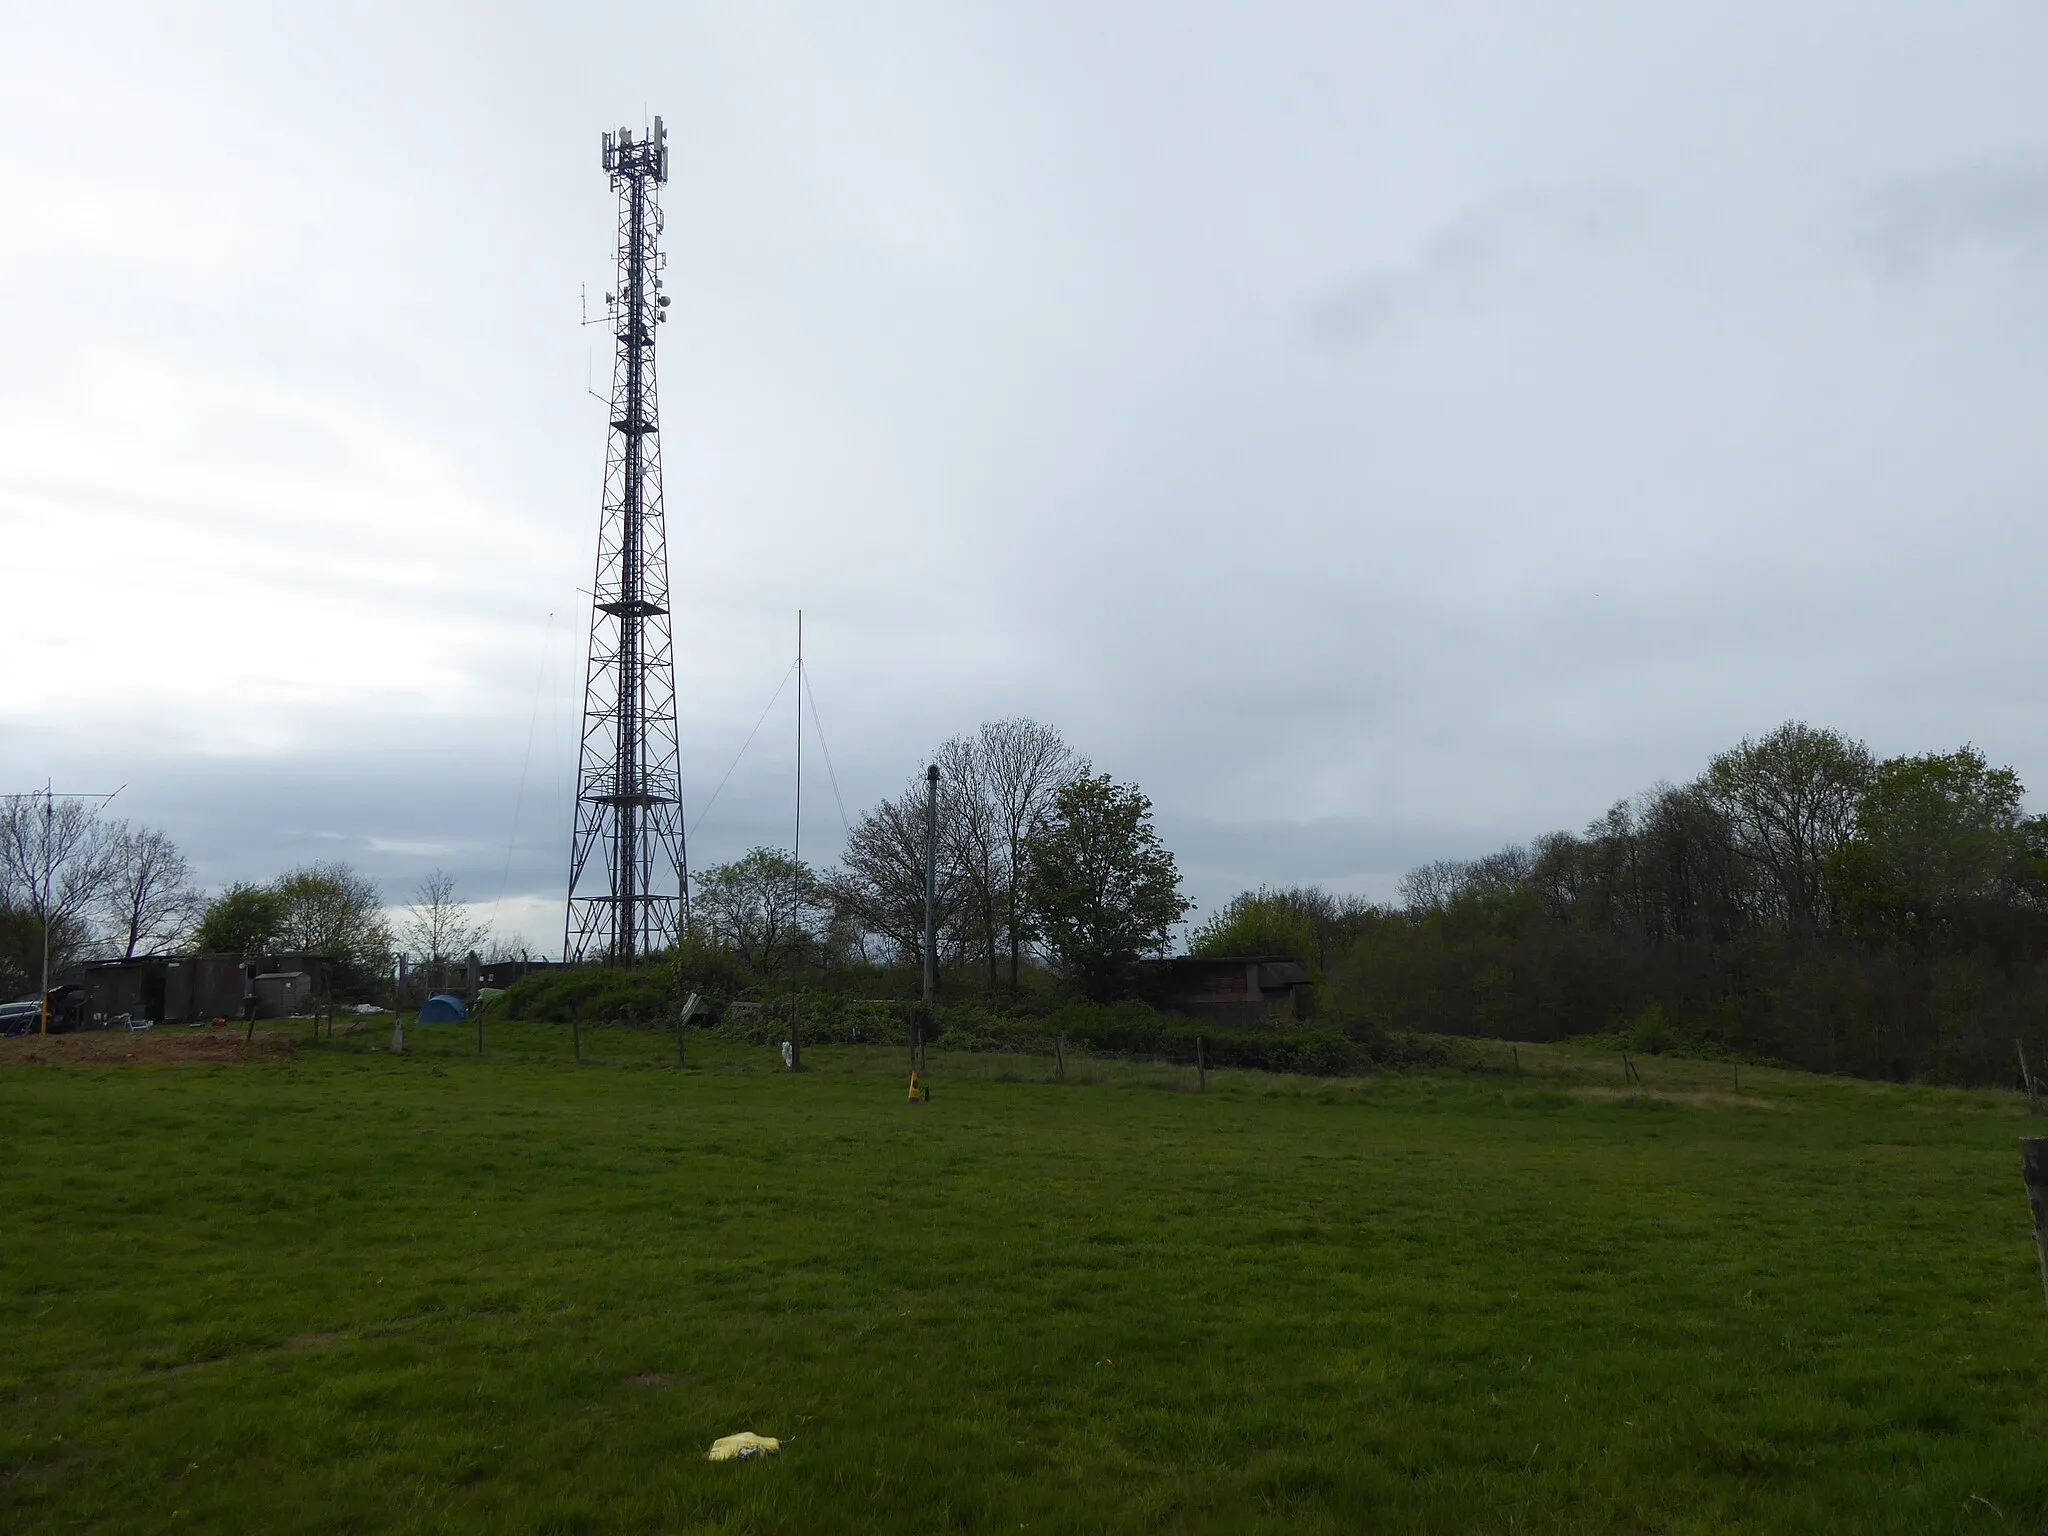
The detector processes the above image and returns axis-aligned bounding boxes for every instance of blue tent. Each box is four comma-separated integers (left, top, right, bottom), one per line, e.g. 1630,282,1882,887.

417,993,467,1023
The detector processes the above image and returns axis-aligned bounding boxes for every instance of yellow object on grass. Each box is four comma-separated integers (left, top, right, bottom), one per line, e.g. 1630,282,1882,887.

706,1432,781,1462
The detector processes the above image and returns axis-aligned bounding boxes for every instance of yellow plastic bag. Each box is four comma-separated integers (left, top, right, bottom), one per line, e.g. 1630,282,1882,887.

706,1431,781,1462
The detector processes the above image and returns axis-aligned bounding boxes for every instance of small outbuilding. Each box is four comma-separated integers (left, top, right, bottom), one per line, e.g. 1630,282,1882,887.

1132,955,1314,1026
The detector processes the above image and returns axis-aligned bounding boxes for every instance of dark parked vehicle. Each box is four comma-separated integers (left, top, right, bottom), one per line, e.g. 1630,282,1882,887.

0,988,86,1035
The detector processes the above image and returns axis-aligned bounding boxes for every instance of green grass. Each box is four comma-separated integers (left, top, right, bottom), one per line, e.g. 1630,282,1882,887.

4,1022,2047,1533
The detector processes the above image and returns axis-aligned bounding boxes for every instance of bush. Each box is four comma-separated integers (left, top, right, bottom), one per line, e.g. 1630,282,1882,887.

1628,1002,1677,1055
500,967,676,1026
1187,890,1323,977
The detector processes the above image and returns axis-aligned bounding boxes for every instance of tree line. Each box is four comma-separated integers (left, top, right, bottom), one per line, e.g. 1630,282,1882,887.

1190,722,2048,1085
27,717,2047,1084
0,792,497,999
684,717,1190,999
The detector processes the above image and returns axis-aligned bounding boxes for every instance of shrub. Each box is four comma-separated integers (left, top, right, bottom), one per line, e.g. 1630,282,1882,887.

500,967,676,1026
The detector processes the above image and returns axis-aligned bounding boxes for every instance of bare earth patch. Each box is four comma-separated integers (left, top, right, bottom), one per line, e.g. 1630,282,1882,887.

0,1031,296,1067
1570,1085,1779,1111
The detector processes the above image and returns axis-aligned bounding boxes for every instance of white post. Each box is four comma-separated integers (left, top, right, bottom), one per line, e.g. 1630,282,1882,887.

391,954,406,1053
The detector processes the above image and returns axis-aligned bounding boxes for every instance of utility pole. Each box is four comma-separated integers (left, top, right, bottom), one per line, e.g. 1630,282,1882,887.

23,782,121,1035
922,764,940,1011
38,787,50,1036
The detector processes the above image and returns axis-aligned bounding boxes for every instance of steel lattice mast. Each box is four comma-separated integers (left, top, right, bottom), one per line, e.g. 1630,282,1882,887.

565,117,687,964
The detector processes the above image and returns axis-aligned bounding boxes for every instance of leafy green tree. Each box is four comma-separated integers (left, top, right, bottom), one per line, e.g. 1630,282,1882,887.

695,847,827,977
193,883,285,954
0,907,53,998
1024,772,1190,998
1188,888,1323,976
1828,747,2038,943
1702,722,1873,934
272,862,392,978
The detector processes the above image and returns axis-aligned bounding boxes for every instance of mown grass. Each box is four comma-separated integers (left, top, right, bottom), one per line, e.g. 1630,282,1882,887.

2,1022,2046,1533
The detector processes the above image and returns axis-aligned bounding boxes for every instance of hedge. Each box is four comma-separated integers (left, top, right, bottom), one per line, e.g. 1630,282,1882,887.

496,969,1446,1077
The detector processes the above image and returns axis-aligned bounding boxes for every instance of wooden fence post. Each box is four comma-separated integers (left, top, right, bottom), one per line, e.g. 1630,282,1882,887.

1197,1036,1206,1093
2022,1139,2048,1311
573,1014,581,1063
1511,1045,1519,1076
1055,1033,1066,1082
2021,1041,2039,1115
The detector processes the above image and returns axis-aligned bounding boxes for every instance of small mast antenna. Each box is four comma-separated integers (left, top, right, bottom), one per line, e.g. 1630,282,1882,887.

788,610,805,1070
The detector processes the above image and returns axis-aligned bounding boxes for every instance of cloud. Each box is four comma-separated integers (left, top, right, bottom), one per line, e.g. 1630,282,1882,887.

1301,188,1638,352
1863,151,2048,274
8,1,2048,944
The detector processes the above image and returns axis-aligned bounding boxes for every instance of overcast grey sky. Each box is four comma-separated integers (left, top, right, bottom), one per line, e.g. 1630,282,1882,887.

3,2,2046,948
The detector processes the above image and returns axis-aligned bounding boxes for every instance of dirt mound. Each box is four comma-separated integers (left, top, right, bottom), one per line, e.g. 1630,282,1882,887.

0,1029,297,1067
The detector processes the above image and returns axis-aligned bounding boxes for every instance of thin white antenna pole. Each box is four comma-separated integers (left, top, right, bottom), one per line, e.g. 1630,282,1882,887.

789,610,804,1070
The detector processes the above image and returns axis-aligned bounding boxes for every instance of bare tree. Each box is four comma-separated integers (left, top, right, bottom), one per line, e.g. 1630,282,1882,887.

1399,858,1467,913
399,870,490,990
0,794,121,970
935,735,1005,987
1399,846,1530,913
829,785,960,970
100,826,200,958
978,718,1075,987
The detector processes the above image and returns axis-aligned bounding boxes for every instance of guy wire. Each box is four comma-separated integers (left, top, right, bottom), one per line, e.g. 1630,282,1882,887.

689,662,798,840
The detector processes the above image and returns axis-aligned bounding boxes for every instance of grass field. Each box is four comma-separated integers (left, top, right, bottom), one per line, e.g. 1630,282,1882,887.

4,1019,2047,1533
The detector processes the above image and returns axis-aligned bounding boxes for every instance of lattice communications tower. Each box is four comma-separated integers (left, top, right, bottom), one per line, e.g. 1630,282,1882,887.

565,117,687,963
